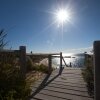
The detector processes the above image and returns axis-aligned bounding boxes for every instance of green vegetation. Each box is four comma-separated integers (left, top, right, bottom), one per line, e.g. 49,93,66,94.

0,52,31,100
0,29,31,100
82,54,94,97
36,64,52,73
0,62,31,100
0,54,49,100
0,29,53,100
26,57,52,74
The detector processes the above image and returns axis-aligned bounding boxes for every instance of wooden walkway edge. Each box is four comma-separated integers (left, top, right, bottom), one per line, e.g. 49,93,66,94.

29,68,93,100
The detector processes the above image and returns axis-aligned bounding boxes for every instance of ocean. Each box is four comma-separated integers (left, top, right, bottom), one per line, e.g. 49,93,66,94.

52,53,85,68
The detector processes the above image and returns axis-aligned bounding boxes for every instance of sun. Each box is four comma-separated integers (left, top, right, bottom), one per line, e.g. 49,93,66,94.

56,9,70,24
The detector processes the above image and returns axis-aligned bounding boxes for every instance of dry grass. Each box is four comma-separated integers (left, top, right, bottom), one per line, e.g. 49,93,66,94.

26,71,45,87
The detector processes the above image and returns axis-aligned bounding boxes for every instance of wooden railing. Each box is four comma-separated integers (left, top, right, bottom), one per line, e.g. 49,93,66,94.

0,46,65,76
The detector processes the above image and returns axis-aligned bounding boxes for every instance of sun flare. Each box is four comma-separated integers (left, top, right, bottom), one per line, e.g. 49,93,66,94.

56,9,70,24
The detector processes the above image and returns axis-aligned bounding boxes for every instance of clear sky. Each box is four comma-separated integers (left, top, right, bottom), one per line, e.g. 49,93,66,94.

0,0,100,53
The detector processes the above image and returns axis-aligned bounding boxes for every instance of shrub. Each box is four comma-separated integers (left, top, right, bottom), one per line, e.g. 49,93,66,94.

82,54,94,96
35,64,49,73
0,54,31,100
0,29,31,100
26,57,35,71
26,56,53,74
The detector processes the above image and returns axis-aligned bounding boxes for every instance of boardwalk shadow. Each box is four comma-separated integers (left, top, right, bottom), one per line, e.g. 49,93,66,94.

29,67,64,99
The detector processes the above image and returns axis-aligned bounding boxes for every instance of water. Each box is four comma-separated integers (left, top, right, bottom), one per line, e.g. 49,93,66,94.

52,53,85,68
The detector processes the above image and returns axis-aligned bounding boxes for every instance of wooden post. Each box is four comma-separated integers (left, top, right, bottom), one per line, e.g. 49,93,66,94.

19,46,26,78
48,55,52,74
94,41,100,100
59,52,62,75
60,52,62,68
62,57,68,67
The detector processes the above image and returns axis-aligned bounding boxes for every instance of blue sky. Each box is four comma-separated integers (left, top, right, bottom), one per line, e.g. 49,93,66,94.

0,0,100,53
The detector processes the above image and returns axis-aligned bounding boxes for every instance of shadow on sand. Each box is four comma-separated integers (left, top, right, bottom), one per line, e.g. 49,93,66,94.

28,67,64,99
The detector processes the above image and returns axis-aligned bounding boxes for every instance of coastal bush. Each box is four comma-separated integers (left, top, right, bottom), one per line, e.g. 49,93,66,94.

27,62,50,74
82,54,94,96
26,57,35,71
0,56,31,100
26,57,52,73
35,64,49,73
0,29,31,100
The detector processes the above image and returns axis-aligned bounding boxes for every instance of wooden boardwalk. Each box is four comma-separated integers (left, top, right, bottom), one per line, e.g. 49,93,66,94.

29,68,93,100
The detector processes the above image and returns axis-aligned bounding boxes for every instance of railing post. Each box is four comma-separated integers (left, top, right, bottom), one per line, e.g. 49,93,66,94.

59,52,62,75
19,46,26,78
94,41,100,100
60,52,62,68
48,55,52,74
62,57,68,67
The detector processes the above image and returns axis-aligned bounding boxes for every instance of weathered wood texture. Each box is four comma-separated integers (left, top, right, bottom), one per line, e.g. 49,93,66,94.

19,46,26,77
94,41,100,100
48,55,52,74
30,68,93,100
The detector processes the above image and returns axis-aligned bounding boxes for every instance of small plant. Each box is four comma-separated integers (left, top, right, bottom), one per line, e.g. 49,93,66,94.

26,56,35,71
0,29,7,50
38,64,49,73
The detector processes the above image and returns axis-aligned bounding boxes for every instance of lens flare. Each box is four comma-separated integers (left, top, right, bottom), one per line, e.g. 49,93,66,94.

56,9,70,24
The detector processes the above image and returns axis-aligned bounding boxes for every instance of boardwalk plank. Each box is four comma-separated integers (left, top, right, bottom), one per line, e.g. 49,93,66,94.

34,89,93,100
30,68,93,100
